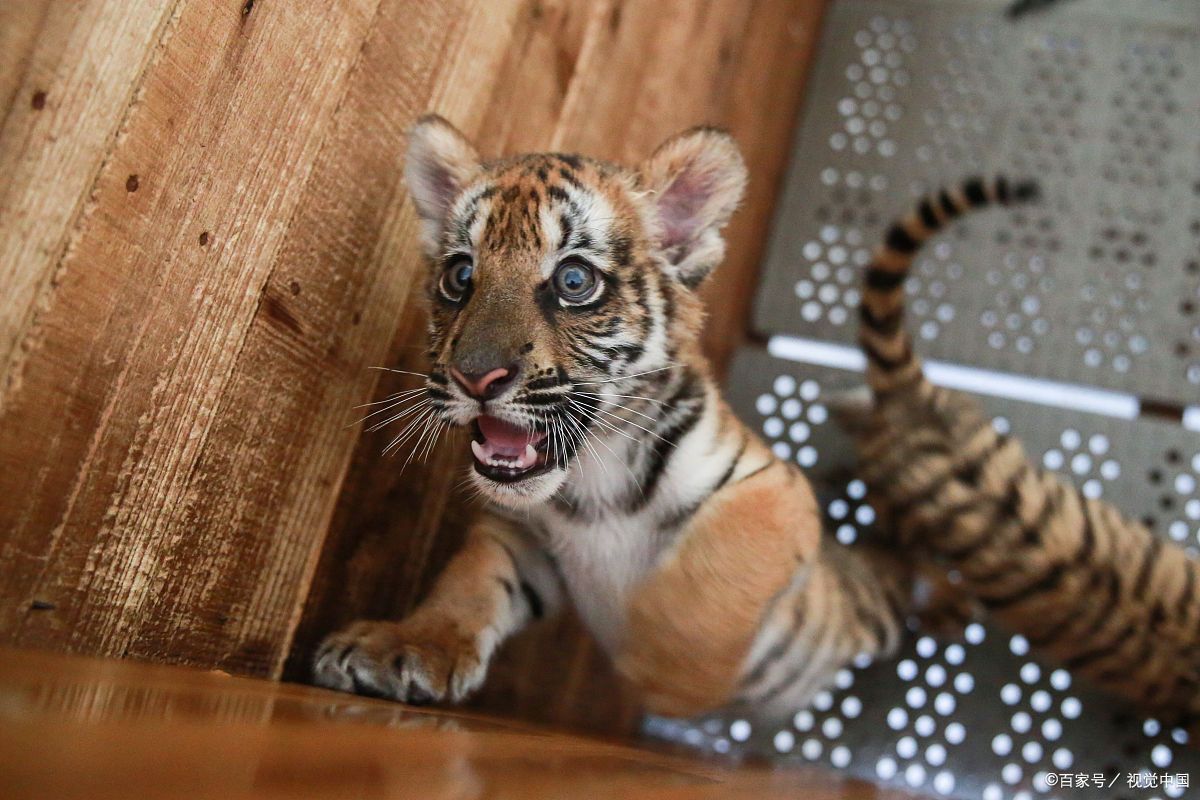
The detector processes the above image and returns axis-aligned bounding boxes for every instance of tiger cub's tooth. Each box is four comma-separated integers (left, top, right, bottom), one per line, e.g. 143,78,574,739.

470,440,488,462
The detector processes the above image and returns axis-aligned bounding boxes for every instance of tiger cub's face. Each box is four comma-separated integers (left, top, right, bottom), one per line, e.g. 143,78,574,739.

403,115,746,507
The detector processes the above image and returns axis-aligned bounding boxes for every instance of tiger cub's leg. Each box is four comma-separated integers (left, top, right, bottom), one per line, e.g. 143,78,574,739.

735,544,913,713
614,449,822,718
313,513,562,704
614,443,910,718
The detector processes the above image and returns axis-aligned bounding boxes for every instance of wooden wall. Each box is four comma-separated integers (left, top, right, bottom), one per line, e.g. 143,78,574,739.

0,0,823,734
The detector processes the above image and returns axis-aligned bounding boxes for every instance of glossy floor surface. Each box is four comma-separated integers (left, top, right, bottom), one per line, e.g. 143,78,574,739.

0,648,913,799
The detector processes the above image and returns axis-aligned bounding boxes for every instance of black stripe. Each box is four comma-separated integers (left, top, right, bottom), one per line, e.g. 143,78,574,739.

736,459,775,485
496,576,516,598
918,198,940,230
1026,574,1099,647
637,400,704,508
570,343,611,373
841,566,889,648
1132,535,1163,601
963,177,988,207
610,234,632,266
628,272,655,340
1062,623,1135,673
753,610,837,705
865,266,907,290
937,457,1033,561
714,435,748,492
1014,180,1039,202
557,167,585,191
981,562,1066,610
938,189,958,218
1081,571,1123,641
1072,491,1097,564
884,224,920,254
525,376,562,392
862,336,911,371
995,175,1010,204
659,436,751,531
860,303,903,335
629,375,705,511
555,153,583,170
1176,557,1196,621
873,362,924,396
739,602,803,689
520,581,544,619
559,210,574,247
516,393,567,407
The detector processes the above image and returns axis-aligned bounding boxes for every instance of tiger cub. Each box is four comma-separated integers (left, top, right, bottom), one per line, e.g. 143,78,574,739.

842,175,1200,732
313,115,922,717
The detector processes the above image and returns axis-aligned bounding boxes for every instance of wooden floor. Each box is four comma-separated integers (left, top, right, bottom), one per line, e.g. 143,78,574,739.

0,0,825,735
0,648,915,800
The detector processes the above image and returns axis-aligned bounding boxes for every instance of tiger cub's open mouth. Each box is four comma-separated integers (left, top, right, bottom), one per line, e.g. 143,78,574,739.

470,415,552,483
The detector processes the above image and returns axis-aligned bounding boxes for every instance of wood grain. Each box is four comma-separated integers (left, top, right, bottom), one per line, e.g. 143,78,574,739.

0,0,178,389
0,0,825,735
0,0,386,667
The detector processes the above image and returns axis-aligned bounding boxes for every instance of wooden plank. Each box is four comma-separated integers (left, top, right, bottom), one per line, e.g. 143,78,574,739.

287,0,826,734
0,0,179,390
154,0,534,674
0,0,384,669
701,0,825,373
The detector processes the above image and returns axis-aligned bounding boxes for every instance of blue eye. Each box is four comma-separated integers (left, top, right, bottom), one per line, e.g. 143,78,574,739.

553,261,597,302
441,257,473,299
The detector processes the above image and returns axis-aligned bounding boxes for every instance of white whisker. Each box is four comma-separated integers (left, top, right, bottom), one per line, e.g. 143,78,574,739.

351,391,428,428
352,387,427,409
403,413,441,472
573,363,681,386
562,406,611,479
575,391,673,408
368,366,431,379
588,403,672,445
572,393,661,425
383,406,436,456
565,403,643,493
567,399,645,450
365,398,430,433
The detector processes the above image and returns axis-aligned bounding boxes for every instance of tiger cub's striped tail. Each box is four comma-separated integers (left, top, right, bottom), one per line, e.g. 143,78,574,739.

859,176,1040,394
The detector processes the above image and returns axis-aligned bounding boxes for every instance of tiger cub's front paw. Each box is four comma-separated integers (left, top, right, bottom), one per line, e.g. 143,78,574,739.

312,617,488,705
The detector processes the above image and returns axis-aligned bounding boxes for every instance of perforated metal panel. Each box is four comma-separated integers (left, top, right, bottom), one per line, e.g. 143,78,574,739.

752,0,1200,405
646,350,1200,800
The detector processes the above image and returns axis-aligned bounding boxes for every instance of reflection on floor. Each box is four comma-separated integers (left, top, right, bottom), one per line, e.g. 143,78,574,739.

0,647,914,800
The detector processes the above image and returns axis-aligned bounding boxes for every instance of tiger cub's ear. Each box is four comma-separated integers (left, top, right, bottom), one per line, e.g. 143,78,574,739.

639,127,747,288
405,114,481,256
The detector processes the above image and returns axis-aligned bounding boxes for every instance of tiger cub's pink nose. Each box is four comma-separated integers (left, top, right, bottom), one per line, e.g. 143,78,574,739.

449,364,519,400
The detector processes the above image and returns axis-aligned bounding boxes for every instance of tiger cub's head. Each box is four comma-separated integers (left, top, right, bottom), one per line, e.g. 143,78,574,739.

404,115,746,507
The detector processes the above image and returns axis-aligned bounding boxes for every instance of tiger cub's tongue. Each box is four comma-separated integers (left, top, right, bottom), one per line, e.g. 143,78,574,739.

472,415,546,467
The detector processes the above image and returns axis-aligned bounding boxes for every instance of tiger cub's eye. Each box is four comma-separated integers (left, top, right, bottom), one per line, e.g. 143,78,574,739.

552,260,597,302
441,257,473,301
